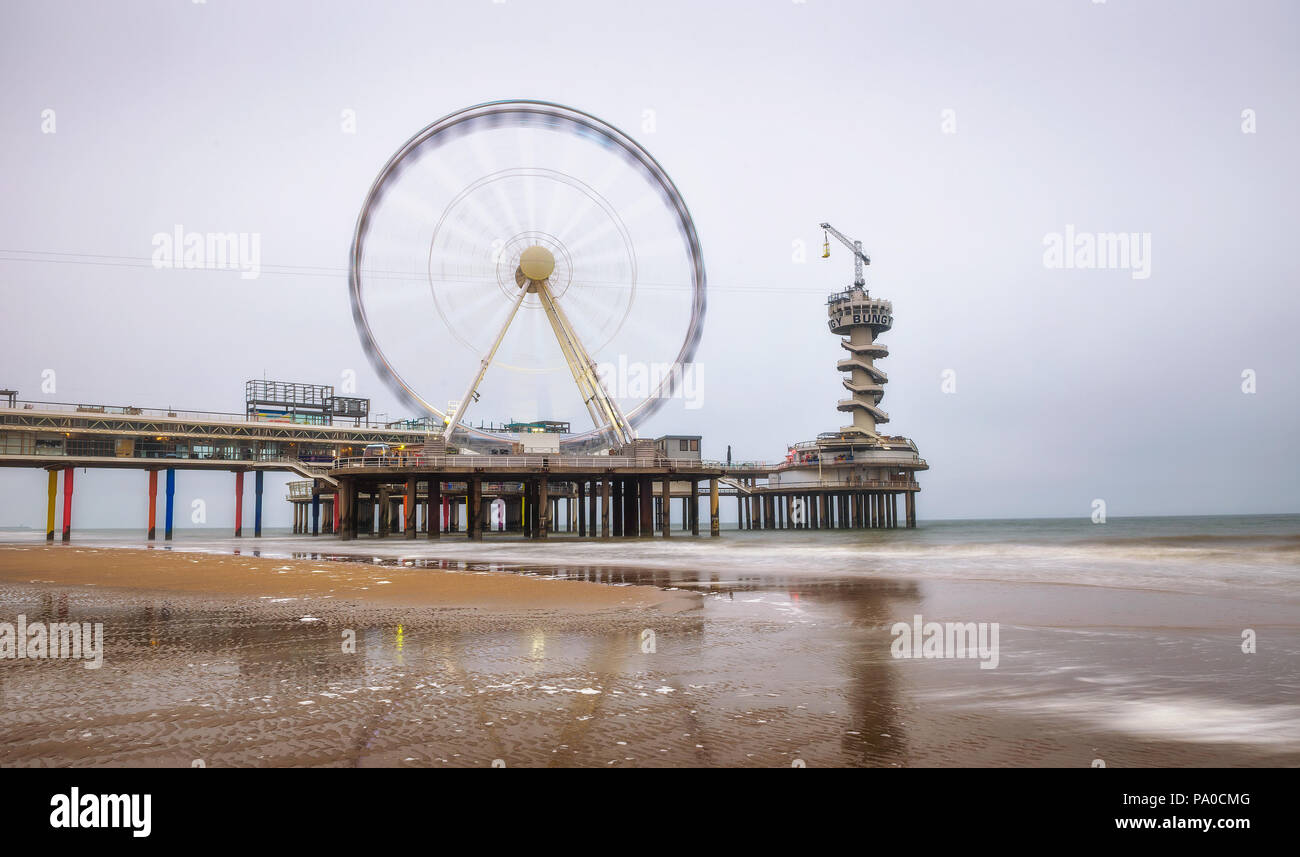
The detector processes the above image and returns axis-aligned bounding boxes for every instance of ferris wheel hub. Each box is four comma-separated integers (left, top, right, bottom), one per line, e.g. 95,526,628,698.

518,245,556,282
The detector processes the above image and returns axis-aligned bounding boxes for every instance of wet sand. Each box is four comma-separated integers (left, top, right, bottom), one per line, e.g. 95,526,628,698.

0,545,694,614
1,540,1297,768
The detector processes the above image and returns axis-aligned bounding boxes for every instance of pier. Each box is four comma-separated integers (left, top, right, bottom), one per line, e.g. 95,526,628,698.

0,395,427,542
310,442,923,540
0,396,923,541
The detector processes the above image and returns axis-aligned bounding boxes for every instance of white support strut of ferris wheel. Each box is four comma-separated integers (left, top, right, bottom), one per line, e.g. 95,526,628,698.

442,245,636,447
442,282,530,441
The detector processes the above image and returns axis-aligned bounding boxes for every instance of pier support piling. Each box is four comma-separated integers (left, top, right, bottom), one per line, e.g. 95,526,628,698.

147,470,158,540
601,479,611,538
346,480,358,540
377,487,390,538
404,477,416,539
427,479,441,539
639,476,654,538
233,471,244,537
165,469,175,540
661,478,672,538
46,470,57,542
536,478,547,540
60,467,74,542
710,478,720,537
254,471,264,537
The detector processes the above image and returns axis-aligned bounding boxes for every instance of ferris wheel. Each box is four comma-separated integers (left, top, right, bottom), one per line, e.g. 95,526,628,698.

348,100,706,451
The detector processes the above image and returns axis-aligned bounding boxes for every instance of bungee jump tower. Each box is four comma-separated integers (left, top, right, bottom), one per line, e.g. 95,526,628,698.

752,223,927,529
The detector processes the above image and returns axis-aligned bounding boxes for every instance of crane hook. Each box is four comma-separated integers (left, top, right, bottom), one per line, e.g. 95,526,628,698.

821,230,830,259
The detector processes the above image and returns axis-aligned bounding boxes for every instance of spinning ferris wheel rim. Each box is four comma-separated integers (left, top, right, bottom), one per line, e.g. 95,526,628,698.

348,99,707,449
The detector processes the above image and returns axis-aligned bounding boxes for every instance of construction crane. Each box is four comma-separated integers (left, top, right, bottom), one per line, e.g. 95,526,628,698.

820,222,871,288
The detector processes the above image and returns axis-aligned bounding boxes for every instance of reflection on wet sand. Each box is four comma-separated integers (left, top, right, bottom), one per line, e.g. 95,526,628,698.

306,552,924,766
0,552,925,767
2,540,1298,767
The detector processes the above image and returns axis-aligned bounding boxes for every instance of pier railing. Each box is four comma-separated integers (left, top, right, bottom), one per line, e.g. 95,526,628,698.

0,436,340,464
286,480,315,499
773,456,928,470
759,478,920,491
701,460,771,471
329,454,784,473
1,398,287,424
0,399,414,431
332,454,670,470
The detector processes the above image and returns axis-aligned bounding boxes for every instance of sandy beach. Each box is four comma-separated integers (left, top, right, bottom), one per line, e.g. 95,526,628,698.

1,525,1297,768
0,544,693,614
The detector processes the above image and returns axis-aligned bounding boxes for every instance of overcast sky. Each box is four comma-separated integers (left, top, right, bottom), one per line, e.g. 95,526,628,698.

2,0,1297,528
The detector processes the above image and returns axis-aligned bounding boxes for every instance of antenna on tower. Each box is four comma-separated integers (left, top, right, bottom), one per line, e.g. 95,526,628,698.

819,222,870,289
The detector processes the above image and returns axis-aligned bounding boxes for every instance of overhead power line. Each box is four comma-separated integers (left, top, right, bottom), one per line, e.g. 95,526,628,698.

0,249,837,295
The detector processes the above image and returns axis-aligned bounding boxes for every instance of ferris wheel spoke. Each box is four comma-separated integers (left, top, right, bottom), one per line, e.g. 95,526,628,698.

557,222,626,264
357,284,427,313
517,128,542,232
467,135,530,239
422,159,514,246
433,281,506,318
564,244,635,274
442,282,531,436
551,287,626,348
539,173,575,242
440,295,522,353
426,217,493,258
550,197,623,254
581,142,639,203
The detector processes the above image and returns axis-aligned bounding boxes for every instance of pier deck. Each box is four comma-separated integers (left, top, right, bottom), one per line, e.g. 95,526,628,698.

1,399,921,541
